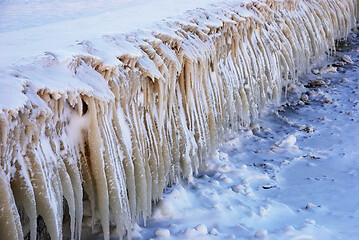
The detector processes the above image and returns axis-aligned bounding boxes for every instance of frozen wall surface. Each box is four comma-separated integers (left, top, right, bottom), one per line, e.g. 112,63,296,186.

0,0,357,239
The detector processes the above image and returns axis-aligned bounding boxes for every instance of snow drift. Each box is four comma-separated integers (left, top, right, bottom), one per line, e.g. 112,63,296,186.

0,0,357,239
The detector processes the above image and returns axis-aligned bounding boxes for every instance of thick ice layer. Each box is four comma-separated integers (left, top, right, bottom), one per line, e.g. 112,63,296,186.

0,0,357,239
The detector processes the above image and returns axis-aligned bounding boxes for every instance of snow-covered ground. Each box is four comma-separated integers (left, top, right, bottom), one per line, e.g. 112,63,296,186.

127,31,359,240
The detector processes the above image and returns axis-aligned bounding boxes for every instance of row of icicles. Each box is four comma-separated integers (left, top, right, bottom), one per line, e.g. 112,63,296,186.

0,0,357,239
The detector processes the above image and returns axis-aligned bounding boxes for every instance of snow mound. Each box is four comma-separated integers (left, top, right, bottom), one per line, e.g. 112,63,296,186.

272,135,300,153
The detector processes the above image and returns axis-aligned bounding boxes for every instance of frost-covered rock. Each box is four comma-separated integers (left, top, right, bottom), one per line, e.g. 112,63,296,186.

272,135,300,153
152,200,175,219
195,224,208,235
300,93,309,102
154,228,170,238
342,55,354,64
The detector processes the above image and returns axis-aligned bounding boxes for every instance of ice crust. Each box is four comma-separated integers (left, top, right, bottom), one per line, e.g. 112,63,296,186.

0,0,358,239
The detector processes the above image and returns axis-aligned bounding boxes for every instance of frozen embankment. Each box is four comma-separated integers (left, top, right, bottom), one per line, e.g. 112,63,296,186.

0,0,357,239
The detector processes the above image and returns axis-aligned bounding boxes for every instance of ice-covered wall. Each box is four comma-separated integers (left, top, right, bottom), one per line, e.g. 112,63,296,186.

0,0,357,239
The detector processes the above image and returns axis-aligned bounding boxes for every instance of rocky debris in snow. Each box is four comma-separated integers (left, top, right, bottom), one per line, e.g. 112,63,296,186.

320,65,337,74
342,54,354,64
306,79,329,88
333,60,346,67
304,154,321,159
287,83,298,91
312,68,320,75
299,125,315,133
281,160,292,166
253,162,267,168
307,89,318,97
323,98,333,104
278,106,285,112
250,122,260,131
300,93,309,102
324,79,331,86
297,100,305,106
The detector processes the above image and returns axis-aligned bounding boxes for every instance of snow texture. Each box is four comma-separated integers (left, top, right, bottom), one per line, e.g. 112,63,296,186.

0,0,358,239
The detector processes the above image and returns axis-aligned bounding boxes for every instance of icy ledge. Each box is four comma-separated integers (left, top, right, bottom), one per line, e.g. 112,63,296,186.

0,0,357,239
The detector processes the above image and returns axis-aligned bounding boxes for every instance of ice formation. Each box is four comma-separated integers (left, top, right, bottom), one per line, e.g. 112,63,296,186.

0,0,357,239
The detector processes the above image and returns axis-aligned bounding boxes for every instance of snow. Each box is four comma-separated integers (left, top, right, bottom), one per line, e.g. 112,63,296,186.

0,73,28,112
137,32,359,239
0,0,241,66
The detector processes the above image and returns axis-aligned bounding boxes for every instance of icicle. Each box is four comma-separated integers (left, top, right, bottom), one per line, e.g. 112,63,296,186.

27,146,62,240
58,159,76,240
78,139,97,234
128,105,149,221
11,160,37,240
62,155,83,240
86,98,110,240
98,105,131,237
0,169,23,240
